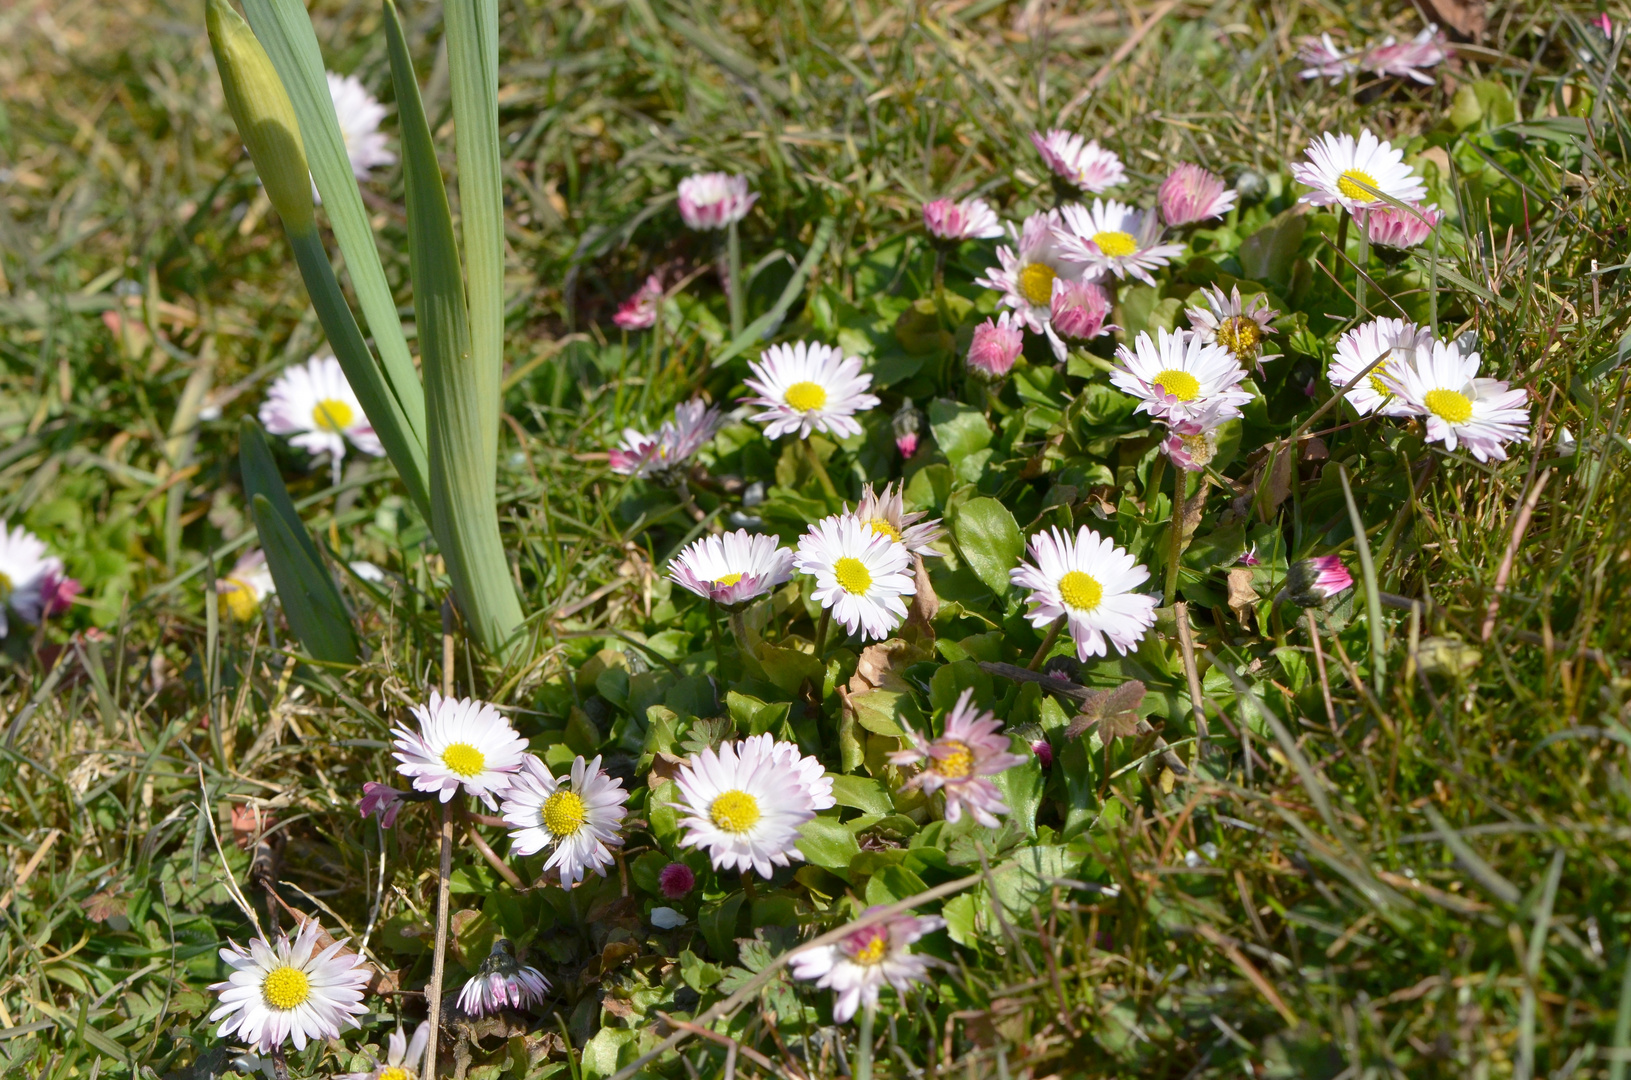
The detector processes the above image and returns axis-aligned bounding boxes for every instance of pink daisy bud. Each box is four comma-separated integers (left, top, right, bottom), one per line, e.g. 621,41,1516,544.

676,172,756,231
895,432,919,458
1158,163,1238,227
1364,203,1441,250
1594,12,1613,37
892,401,923,458
658,862,695,899
1031,738,1053,769
966,313,1024,380
41,567,82,618
612,274,663,330
359,782,407,828
1240,547,1261,568
1049,280,1111,340
921,197,1004,241
1281,556,1353,607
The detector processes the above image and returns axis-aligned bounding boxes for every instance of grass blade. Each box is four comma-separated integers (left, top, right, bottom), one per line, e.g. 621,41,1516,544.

1338,464,1387,696
712,216,836,367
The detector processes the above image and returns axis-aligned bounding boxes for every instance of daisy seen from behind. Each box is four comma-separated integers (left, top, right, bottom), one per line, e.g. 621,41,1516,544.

1328,317,1432,416
609,398,721,478
850,482,944,557
891,688,1028,827
457,939,549,1017
340,1022,429,1080
1010,526,1159,661
668,529,796,608
259,354,383,481
796,515,916,642
326,72,396,179
1030,130,1126,192
0,521,66,638
974,210,1089,359
391,692,528,810
1291,129,1426,215
1186,285,1281,370
671,735,817,878
1060,199,1185,285
500,753,629,888
922,197,1004,241
742,342,879,440
208,918,370,1052
1383,337,1531,461
1110,328,1254,426
1159,164,1238,227
789,908,946,1023
676,172,757,230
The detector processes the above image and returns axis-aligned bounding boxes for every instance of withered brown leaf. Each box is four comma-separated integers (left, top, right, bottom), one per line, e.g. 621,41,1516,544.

1064,679,1146,740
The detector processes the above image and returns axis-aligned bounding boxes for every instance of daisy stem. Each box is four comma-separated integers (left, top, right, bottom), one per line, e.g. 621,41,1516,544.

1355,219,1371,317
424,796,455,1080
728,609,758,659
270,1046,289,1080
1164,467,1187,607
709,599,726,673
727,219,744,340
855,1000,876,1080
802,437,840,502
814,607,831,656
1027,616,1064,671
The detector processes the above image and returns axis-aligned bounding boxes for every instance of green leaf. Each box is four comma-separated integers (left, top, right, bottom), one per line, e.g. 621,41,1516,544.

987,845,1083,916
579,1028,640,1080
713,217,837,366
991,752,1044,839
849,689,918,737
829,775,894,815
756,643,824,695
942,892,980,946
928,399,992,477
796,816,862,876
238,417,323,571
698,892,744,961
1238,210,1307,287
864,864,928,906
250,496,358,664
951,497,1023,598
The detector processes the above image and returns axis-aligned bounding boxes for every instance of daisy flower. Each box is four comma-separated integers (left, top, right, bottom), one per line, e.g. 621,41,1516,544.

849,482,944,557
1291,129,1426,215
667,529,796,607
0,522,66,638
208,919,370,1052
1281,556,1353,607
391,692,528,810
890,688,1028,827
1158,164,1238,227
1161,399,1234,473
216,549,275,623
742,342,880,440
789,909,946,1023
1059,199,1185,285
500,753,629,888
922,197,1004,241
1362,26,1449,84
1383,337,1531,462
457,939,549,1017
340,1022,429,1080
1297,33,1359,82
1029,130,1127,192
676,172,757,230
1050,279,1113,341
671,736,818,878
259,355,384,478
762,733,837,811
1328,317,1432,416
1186,285,1281,369
974,210,1090,359
610,399,722,478
795,515,916,642
612,273,663,331
1010,526,1159,661
1364,202,1441,250
326,72,396,179
1109,328,1254,426
966,313,1025,379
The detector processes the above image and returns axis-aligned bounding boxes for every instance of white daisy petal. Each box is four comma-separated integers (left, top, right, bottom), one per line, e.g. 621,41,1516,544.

667,529,796,607
741,342,880,440
1328,317,1433,416
0,521,66,637
789,908,946,1024
1109,327,1254,426
1382,337,1531,462
259,354,384,469
1290,128,1427,214
391,692,529,810
499,753,628,887
671,736,817,878
1058,199,1185,286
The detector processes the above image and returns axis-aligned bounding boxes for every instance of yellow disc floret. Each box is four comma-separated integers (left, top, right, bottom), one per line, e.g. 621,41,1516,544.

1092,231,1137,258
784,381,828,412
709,789,761,833
1152,369,1201,402
310,398,355,433
441,742,486,778
833,556,873,595
1337,169,1379,203
851,934,888,965
1424,388,1473,424
866,518,902,544
1214,316,1261,358
1057,570,1104,612
220,579,259,622
713,572,744,587
379,1069,410,1080
1019,262,1057,306
931,739,975,779
261,965,311,1010
542,790,586,837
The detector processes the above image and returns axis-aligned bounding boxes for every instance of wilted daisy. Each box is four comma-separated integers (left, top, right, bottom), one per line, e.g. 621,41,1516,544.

1186,285,1281,369
1050,279,1113,341
1280,556,1353,607
1297,33,1359,82
1363,26,1449,83
742,342,880,440
391,692,528,810
340,1022,429,1080
668,529,796,608
796,515,916,642
357,782,408,829
789,908,946,1023
612,273,663,331
890,688,1028,827
457,939,549,1017
0,522,67,638
671,736,818,878
1291,129,1426,215
850,482,944,557
1159,164,1238,227
609,398,721,478
676,172,757,230
1110,328,1254,426
259,355,383,479
921,197,1004,241
966,313,1025,379
1161,399,1234,473
1365,202,1441,250
1384,337,1531,462
208,919,370,1052
1010,526,1159,661
326,72,396,179
1328,317,1432,416
1060,199,1184,285
501,753,628,888
1030,130,1126,192
974,210,1089,359
216,548,275,623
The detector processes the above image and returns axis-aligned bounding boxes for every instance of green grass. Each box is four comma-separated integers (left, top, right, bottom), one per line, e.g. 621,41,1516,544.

5,0,1631,1077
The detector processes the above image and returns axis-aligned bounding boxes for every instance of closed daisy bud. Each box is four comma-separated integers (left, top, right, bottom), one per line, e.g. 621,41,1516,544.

658,862,695,899
1158,163,1238,227
966,313,1025,380
1364,202,1441,250
1281,556,1353,606
1049,279,1112,341
922,197,1004,241
892,401,923,459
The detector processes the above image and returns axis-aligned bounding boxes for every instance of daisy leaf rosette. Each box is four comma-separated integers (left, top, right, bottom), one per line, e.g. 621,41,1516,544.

1329,317,1432,416
499,753,629,888
789,908,947,1023
208,919,370,1052
890,687,1028,828
671,736,819,878
1382,338,1531,462
796,515,917,642
668,530,796,608
742,341,880,440
1109,328,1254,426
1059,199,1185,286
1010,526,1159,661
1290,128,1426,215
391,692,528,809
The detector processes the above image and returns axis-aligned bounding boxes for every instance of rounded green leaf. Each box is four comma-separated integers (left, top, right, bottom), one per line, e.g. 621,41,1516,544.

952,497,1024,598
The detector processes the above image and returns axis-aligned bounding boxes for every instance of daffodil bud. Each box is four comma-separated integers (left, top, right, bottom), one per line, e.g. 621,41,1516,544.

206,0,313,233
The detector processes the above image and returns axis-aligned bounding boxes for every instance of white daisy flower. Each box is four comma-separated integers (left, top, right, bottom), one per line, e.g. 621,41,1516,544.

671,736,818,878
789,908,946,1023
795,515,916,643
1328,317,1432,416
391,692,529,810
0,521,65,638
742,342,880,440
1059,199,1185,286
849,482,944,557
1109,328,1254,426
208,919,370,1053
1186,285,1281,369
216,549,276,623
259,355,384,478
1029,130,1126,192
340,1022,429,1080
668,529,797,608
973,210,1090,360
326,72,396,179
457,939,550,1016
500,753,629,888
1010,526,1159,661
1383,337,1531,462
1290,129,1427,215
890,688,1028,828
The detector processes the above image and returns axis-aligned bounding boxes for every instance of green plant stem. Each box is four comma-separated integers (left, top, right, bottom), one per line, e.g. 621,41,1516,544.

423,796,455,1080
855,1000,876,1080
802,438,840,502
1338,465,1386,697
814,607,831,657
709,599,725,673
728,609,757,659
1355,214,1371,317
1165,465,1187,607
727,219,744,340
1027,616,1064,670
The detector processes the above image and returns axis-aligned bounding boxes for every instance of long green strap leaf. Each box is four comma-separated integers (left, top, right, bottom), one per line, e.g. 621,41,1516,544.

239,416,325,571
250,494,359,664
385,0,523,658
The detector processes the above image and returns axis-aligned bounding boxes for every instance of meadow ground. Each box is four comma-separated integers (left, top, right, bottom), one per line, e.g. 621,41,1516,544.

4,0,1631,1077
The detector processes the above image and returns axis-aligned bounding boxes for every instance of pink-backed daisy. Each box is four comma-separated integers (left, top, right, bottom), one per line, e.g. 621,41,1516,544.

1029,130,1126,192
966,313,1025,379
1185,285,1281,369
457,939,550,1016
1364,202,1441,250
849,482,944,557
1280,556,1353,606
1161,399,1234,473
974,210,1091,359
1363,26,1449,84
1010,526,1158,660
1328,317,1431,416
676,172,756,230
1158,164,1238,227
921,197,1004,240
1297,33,1359,82
890,688,1028,827
609,398,721,478
1050,279,1113,341
789,909,945,1022
1059,199,1185,285
612,273,663,330
668,529,796,608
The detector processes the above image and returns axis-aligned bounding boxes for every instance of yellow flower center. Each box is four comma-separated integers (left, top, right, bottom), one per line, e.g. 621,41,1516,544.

1018,262,1057,306
542,790,586,837
1092,230,1137,258
220,579,260,622
1057,570,1104,612
0,570,11,603
1152,369,1201,402
1180,432,1216,466
931,740,975,779
379,1069,410,1080
709,789,761,833
784,381,828,412
1214,316,1261,358
1424,388,1473,424
261,965,311,1010
310,397,355,433
851,935,888,965
833,556,873,595
713,572,744,587
441,742,486,778
865,518,902,543
1368,373,1392,396
1337,169,1379,203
